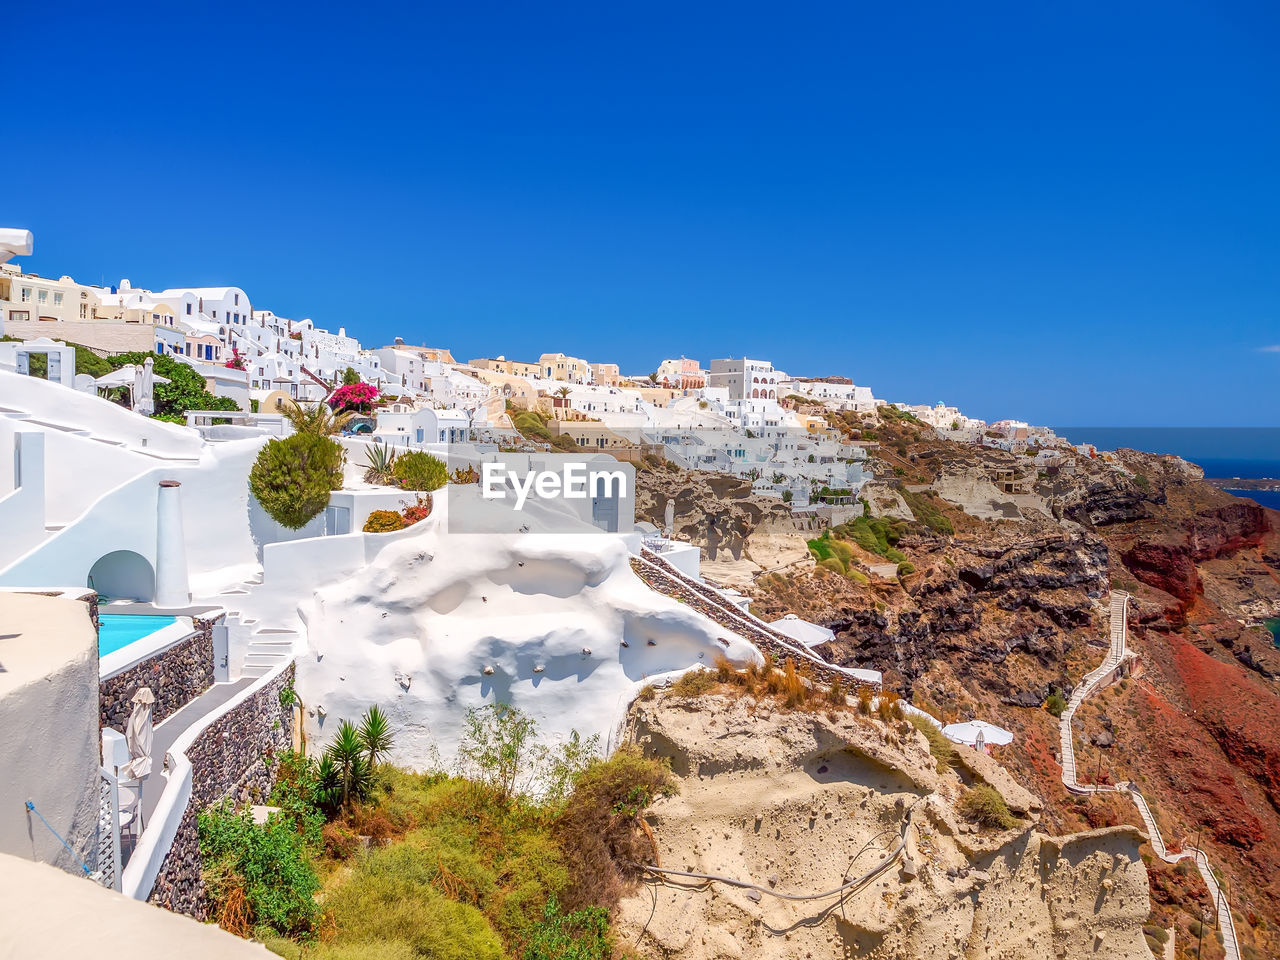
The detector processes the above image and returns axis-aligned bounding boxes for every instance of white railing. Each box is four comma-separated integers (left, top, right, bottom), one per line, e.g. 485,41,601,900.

93,767,122,891
1059,592,1241,960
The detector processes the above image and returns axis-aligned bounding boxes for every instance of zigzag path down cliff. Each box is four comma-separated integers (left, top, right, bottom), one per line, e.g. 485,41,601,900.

634,413,1280,958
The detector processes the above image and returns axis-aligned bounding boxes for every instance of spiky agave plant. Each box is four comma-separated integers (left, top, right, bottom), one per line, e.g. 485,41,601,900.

357,705,393,769
363,443,398,484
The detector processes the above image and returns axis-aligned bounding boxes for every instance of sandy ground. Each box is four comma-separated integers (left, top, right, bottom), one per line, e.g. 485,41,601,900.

615,692,1152,960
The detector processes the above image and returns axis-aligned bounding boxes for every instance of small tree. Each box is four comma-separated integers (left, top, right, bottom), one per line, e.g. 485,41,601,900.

342,366,361,386
326,720,371,812
249,433,345,529
457,702,540,804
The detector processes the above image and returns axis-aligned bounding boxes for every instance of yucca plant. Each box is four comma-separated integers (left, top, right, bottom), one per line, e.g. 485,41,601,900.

315,754,343,818
326,720,372,811
363,443,398,484
357,705,393,769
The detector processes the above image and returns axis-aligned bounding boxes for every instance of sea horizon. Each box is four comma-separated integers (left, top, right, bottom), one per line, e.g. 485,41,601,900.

1054,426,1280,512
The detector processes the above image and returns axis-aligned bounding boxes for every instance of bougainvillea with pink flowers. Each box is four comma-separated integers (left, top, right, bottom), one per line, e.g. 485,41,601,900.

328,382,379,413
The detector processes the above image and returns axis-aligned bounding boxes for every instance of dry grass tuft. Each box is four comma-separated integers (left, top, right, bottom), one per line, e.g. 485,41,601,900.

554,746,675,912
956,785,1018,830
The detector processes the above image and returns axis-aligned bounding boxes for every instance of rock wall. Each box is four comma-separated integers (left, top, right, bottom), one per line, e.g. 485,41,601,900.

100,618,217,729
146,663,294,917
617,691,1151,960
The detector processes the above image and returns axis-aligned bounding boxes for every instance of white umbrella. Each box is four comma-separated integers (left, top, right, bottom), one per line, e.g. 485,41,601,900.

941,719,1013,747
121,687,155,780
95,365,171,389
134,357,158,416
94,366,139,388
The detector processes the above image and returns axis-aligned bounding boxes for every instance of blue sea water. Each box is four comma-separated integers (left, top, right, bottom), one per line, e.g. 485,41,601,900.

1054,427,1280,512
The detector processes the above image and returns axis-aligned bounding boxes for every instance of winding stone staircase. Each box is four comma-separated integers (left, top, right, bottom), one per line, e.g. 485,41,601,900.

1060,592,1241,960
632,548,879,688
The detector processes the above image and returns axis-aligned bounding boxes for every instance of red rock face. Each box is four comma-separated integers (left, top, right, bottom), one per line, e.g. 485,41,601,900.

1121,540,1202,605
1187,501,1272,562
1167,633,1280,815
1118,501,1271,614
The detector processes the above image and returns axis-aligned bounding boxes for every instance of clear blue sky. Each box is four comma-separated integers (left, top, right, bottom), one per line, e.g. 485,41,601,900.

8,1,1279,426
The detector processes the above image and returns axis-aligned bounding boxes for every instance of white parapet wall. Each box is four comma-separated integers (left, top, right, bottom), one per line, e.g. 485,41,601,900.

0,594,101,876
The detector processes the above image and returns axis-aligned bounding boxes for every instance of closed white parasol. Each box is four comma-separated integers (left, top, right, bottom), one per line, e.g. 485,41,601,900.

121,687,155,780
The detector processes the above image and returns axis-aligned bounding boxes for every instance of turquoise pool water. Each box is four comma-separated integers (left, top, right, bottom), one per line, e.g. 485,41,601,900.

98,614,178,657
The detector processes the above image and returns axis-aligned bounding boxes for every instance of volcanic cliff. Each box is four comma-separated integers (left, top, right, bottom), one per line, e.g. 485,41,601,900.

636,413,1280,959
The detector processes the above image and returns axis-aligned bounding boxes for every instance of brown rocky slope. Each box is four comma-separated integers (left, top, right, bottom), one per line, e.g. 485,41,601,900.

636,418,1280,959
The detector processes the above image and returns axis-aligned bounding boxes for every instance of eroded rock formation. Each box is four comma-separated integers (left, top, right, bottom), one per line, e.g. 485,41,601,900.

615,692,1151,960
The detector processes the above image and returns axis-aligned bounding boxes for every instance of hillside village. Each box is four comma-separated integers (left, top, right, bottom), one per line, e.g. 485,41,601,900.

2,227,1276,960
1,234,1109,507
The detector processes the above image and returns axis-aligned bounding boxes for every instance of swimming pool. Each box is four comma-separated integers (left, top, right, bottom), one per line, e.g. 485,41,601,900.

98,614,178,657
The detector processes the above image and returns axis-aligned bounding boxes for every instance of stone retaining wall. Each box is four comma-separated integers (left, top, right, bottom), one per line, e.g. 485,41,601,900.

146,663,295,917
100,618,217,729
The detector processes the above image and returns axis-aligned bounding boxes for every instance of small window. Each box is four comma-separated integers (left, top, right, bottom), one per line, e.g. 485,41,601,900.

36,290,47,304
53,292,63,306
20,287,31,302
234,293,240,305
186,303,192,315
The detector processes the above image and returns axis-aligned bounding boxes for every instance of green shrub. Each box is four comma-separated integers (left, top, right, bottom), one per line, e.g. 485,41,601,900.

816,556,845,576
107,351,239,417
1142,924,1170,944
830,515,908,563
393,451,449,491
956,785,1018,830
250,433,345,529
198,803,321,938
321,866,505,960
907,713,957,770
900,488,955,535
364,509,406,533
897,561,915,576
269,751,325,850
523,897,610,960
1045,692,1068,717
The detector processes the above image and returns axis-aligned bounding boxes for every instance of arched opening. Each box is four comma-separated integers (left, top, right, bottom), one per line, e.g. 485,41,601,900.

87,550,156,602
